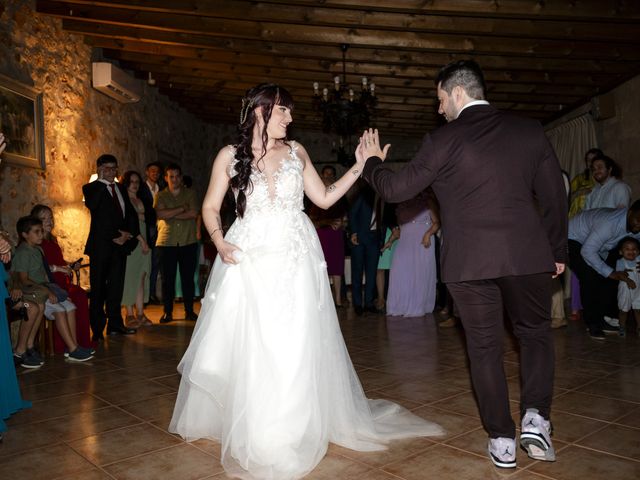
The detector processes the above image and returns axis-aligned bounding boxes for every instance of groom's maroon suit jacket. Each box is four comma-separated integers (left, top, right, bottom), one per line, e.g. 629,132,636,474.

363,104,568,284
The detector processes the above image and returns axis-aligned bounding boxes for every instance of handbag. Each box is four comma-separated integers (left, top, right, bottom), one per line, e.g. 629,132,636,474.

46,282,68,303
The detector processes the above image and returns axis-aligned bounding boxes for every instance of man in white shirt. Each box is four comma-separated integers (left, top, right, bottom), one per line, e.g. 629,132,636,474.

140,162,162,303
585,155,632,210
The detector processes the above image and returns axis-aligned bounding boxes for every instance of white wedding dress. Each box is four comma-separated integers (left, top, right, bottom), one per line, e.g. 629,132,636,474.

169,142,443,479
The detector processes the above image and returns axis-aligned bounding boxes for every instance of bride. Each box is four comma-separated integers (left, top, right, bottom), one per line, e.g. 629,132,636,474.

169,83,443,479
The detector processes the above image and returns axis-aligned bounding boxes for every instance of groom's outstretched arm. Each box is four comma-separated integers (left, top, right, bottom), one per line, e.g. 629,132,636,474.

362,133,441,204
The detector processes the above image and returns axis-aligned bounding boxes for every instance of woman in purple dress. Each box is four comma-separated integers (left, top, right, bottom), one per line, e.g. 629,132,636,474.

308,165,349,307
386,189,440,317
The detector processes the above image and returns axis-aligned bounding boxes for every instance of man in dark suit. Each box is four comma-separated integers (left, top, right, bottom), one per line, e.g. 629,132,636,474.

348,181,381,315
139,162,162,303
358,60,567,469
83,154,140,340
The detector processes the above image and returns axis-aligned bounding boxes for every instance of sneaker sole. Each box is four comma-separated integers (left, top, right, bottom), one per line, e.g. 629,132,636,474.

20,362,43,369
488,451,516,468
65,350,94,357
520,435,556,462
67,355,94,363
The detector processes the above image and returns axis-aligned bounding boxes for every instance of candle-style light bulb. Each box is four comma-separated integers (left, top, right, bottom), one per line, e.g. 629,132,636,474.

370,83,376,96
334,75,340,90
349,89,354,101
313,82,319,95
322,87,328,101
362,77,368,90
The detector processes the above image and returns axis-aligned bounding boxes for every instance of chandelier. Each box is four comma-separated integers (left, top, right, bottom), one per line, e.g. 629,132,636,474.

312,44,377,137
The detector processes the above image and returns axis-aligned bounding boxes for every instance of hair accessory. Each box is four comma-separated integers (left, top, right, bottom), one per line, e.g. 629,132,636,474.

239,97,255,125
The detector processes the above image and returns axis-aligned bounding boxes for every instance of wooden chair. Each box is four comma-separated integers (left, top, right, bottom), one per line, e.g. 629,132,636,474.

7,301,54,356
38,313,55,356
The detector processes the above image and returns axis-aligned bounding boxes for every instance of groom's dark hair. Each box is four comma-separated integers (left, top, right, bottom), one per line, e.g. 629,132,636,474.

436,60,486,101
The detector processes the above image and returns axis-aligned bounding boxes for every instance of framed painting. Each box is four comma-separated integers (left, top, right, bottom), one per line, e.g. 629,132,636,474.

0,72,45,169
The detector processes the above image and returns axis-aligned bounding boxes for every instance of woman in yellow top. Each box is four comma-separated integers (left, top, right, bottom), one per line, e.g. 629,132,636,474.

568,148,602,320
568,148,601,218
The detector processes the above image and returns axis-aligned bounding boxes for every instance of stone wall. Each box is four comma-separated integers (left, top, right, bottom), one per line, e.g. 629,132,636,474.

0,0,228,263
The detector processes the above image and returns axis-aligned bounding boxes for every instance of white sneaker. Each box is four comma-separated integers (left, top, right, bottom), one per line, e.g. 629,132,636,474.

488,437,516,468
604,316,620,328
520,408,556,461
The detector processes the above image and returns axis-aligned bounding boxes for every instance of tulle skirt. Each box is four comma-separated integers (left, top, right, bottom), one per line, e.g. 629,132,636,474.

169,210,443,479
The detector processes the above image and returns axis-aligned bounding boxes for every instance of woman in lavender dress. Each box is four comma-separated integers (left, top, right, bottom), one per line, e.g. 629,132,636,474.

386,189,440,317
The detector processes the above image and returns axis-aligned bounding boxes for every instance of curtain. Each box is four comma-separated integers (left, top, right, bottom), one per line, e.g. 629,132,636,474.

545,113,598,178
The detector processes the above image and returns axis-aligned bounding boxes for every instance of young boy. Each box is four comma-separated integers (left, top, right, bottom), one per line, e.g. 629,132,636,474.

616,236,640,337
11,216,93,362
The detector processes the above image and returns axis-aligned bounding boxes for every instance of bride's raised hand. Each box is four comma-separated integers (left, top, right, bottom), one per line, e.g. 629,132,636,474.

218,241,242,265
361,128,391,162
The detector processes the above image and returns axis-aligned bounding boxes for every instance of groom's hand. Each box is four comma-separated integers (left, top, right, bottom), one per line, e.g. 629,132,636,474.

360,128,390,162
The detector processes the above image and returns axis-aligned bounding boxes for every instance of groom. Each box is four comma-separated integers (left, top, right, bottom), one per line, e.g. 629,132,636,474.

358,60,567,469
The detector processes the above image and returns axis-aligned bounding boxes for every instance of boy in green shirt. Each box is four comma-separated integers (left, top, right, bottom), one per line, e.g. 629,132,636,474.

11,216,93,364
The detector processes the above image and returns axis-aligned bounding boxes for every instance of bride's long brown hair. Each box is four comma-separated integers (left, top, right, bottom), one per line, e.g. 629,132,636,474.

231,83,294,218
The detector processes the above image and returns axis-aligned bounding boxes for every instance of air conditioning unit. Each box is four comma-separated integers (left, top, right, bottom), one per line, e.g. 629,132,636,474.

92,62,142,103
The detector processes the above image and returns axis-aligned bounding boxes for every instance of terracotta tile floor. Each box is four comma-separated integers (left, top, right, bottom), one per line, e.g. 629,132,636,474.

1,304,639,479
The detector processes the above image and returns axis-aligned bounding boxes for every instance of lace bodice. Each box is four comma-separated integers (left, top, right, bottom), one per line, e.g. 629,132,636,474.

228,141,304,216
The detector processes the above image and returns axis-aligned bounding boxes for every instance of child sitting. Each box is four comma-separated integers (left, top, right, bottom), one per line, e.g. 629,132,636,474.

616,236,640,337
11,216,93,362
8,270,46,369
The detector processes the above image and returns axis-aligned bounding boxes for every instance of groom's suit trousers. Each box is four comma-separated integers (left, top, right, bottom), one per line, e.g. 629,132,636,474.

447,272,554,439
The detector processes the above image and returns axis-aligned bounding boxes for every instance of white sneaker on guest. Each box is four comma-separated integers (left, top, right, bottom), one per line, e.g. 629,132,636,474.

604,315,620,328
520,408,556,461
488,437,516,468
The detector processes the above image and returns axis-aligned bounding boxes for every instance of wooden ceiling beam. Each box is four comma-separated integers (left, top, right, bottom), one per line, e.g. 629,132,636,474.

39,0,640,42
103,47,623,89
154,81,562,118
36,5,640,61
259,0,640,20
35,1,640,130
115,55,594,100
86,36,638,76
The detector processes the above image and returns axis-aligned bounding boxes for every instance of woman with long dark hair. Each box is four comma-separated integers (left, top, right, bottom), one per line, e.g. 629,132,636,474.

120,170,151,327
169,84,442,479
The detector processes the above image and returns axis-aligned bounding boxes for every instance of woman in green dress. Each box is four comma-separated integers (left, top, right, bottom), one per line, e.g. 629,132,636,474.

121,171,152,327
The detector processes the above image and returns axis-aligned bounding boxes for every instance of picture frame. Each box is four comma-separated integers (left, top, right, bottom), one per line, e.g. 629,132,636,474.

0,72,45,169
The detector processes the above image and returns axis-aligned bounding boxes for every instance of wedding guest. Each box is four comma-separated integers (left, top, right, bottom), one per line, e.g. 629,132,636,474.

568,148,601,321
584,154,631,210
83,154,139,340
615,237,640,337
155,163,199,323
569,148,600,218
30,204,92,352
175,175,202,300
568,205,640,339
349,181,381,315
140,162,162,303
0,132,31,436
375,208,399,312
386,189,440,317
12,216,92,361
308,165,349,307
120,171,152,327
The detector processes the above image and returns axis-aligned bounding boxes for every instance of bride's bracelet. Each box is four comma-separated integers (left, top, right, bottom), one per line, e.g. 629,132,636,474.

209,228,223,238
